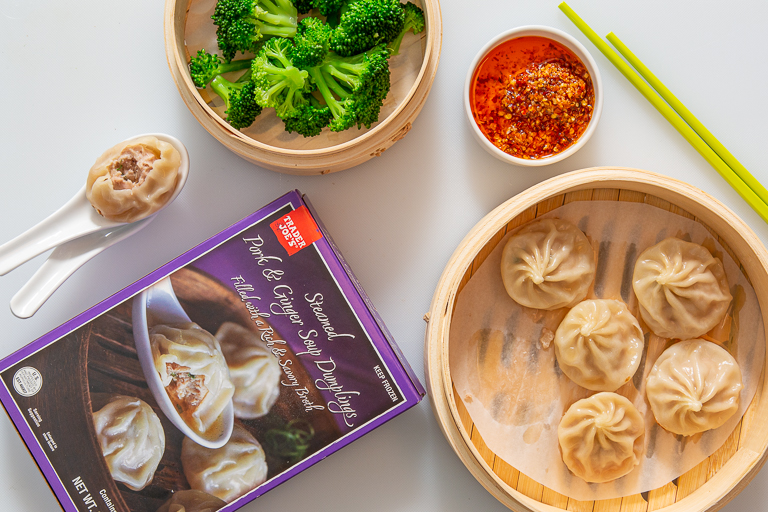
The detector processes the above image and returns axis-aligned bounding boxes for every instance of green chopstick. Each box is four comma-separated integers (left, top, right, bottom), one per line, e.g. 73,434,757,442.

605,32,768,206
558,2,768,224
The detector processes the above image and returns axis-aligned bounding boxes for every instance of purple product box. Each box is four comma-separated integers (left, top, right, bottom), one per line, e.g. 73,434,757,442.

0,190,424,512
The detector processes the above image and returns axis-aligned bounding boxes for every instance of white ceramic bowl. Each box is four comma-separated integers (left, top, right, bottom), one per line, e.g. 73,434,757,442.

464,26,603,167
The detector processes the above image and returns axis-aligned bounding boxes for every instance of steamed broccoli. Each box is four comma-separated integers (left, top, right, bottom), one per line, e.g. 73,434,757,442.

251,38,312,119
387,2,425,56
304,44,391,131
283,96,333,137
312,0,348,17
212,0,299,61
292,0,314,14
209,75,263,129
291,17,332,68
330,0,405,57
188,49,253,88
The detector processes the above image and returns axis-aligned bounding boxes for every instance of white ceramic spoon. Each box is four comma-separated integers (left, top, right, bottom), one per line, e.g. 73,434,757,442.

0,133,189,276
132,277,235,449
10,217,154,318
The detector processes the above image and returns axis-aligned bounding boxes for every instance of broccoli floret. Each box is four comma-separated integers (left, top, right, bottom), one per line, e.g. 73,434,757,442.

306,44,391,131
291,17,332,68
251,38,312,119
189,49,253,88
387,2,425,56
330,0,405,57
213,0,298,61
307,68,357,131
351,61,390,128
209,75,263,129
292,0,314,14
283,97,333,137
312,0,348,17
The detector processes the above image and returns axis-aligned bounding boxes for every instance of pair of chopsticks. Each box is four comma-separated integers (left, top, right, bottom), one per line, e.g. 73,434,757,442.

559,2,768,224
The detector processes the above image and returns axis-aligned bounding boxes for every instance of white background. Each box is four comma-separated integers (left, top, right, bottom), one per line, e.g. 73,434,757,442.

1,0,768,510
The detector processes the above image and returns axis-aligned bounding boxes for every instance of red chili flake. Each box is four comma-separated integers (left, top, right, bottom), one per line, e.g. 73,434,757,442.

470,36,595,160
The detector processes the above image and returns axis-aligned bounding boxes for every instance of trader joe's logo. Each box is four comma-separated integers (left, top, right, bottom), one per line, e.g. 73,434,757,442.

12,367,43,397
270,206,323,256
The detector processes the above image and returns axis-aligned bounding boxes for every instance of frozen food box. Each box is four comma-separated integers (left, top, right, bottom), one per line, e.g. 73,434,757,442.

0,190,424,512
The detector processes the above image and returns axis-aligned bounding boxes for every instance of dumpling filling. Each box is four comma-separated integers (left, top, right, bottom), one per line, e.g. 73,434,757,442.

108,144,159,190
166,362,209,414
150,322,234,437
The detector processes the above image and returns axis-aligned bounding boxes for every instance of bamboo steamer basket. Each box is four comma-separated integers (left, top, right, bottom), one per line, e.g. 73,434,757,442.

164,0,442,175
424,167,768,512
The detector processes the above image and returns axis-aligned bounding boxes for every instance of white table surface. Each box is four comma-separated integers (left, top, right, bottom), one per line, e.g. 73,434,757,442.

1,0,768,510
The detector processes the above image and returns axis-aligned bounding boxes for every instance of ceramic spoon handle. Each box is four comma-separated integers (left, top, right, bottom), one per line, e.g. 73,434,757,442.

146,277,191,325
0,186,119,276
10,217,152,318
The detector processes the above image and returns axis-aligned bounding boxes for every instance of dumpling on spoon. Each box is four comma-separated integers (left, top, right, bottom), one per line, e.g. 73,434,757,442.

86,135,180,223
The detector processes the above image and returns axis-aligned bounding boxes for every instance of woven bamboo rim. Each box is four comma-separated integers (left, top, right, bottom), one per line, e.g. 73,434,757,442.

164,0,442,175
425,167,768,512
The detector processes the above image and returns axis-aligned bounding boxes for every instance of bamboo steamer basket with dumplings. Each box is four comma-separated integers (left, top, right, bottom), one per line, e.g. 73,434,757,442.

164,0,441,175
424,167,768,512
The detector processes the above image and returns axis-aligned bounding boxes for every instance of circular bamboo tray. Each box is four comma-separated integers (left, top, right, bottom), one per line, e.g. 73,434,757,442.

424,167,768,512
164,0,442,175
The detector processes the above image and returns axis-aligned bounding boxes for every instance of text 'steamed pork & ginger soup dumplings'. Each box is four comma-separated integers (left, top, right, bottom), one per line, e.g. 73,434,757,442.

633,237,732,339
554,299,644,391
150,322,235,439
86,135,181,223
646,339,743,436
500,218,595,310
92,395,166,491
558,392,645,483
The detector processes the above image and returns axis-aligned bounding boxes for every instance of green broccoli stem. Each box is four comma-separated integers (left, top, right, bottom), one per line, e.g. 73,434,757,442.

249,0,297,25
210,75,244,110
262,61,308,101
388,30,408,56
220,58,254,75
252,21,297,38
321,61,364,92
246,12,295,28
321,69,351,99
267,45,294,69
308,67,346,119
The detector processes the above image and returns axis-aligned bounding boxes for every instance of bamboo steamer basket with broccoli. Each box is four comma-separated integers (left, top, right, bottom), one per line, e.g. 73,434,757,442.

164,0,441,175
425,168,768,512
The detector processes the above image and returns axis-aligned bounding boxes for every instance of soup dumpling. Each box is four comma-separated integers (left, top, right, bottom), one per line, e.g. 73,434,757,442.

150,322,235,438
93,395,165,491
216,322,281,419
86,135,180,223
554,299,644,391
633,237,732,339
646,339,742,436
181,423,268,503
558,392,645,483
501,218,596,310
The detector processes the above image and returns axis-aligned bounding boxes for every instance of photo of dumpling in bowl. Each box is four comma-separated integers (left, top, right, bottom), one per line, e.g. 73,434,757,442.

150,322,235,440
